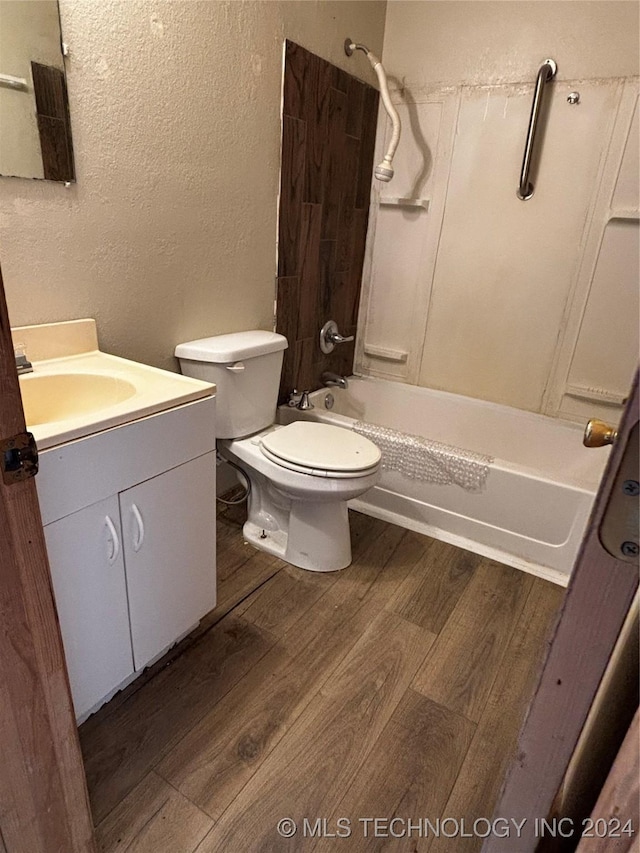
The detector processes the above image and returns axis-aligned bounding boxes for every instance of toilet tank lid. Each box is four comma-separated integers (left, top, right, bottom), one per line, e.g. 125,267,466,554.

175,331,288,363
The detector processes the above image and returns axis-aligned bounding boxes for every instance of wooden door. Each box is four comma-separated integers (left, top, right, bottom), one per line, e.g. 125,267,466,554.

575,708,639,853
0,268,96,851
485,371,639,852
44,496,134,720
120,452,217,670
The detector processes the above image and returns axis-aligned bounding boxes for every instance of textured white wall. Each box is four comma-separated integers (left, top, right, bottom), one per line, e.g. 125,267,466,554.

383,1,640,88
0,0,386,372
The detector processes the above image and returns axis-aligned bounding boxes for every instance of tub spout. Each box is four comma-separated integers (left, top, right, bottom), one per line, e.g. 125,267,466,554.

322,372,349,390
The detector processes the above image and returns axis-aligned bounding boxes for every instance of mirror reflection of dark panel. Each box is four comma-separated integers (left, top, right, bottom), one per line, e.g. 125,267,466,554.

31,61,75,181
0,0,75,182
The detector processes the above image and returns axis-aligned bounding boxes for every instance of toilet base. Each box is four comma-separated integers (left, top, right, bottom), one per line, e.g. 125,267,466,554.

244,499,352,572
220,430,379,573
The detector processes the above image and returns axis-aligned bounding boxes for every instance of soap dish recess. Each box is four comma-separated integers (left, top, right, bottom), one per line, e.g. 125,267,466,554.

363,344,408,363
378,197,429,211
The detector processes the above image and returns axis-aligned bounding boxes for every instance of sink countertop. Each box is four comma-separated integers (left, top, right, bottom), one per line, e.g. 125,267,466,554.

13,320,215,450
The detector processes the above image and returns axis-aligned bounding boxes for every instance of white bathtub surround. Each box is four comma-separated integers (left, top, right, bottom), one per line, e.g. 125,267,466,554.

279,377,610,585
357,3,638,424
353,420,492,491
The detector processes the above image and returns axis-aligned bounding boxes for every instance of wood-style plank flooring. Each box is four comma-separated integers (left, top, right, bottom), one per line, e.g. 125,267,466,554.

80,504,563,853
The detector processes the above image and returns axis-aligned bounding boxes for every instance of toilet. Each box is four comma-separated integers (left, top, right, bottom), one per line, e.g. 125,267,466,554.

175,331,381,572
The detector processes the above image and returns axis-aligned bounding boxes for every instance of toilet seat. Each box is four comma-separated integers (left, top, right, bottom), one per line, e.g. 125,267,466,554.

259,421,381,476
259,444,379,478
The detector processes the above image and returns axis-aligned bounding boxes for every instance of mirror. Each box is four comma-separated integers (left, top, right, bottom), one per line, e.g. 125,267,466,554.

0,0,75,182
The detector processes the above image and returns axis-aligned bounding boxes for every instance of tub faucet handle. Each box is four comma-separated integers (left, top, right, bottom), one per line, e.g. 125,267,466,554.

320,320,355,354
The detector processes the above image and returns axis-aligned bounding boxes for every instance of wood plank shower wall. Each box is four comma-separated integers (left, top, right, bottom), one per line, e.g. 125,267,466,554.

276,41,379,402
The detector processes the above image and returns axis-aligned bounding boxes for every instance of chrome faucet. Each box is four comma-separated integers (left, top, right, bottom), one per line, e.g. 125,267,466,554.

296,390,314,410
14,344,33,375
287,389,314,410
321,372,348,390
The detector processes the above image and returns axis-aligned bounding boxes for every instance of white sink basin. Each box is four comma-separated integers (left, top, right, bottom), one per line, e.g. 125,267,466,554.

20,373,137,426
12,319,215,449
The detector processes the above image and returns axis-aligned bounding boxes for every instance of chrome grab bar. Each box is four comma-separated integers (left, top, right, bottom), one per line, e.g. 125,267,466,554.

517,58,557,200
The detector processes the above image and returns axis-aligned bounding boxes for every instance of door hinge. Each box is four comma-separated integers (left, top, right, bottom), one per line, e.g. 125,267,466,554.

1,432,39,485
600,421,639,564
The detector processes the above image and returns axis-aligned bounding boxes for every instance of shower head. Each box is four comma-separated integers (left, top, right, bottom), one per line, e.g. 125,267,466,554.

344,37,401,183
374,160,394,182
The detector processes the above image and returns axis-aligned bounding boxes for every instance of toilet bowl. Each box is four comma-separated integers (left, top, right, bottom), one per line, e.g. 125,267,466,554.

175,331,381,572
223,422,380,571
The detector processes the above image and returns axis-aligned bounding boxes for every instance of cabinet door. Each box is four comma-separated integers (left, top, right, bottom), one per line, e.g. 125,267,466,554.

120,452,217,671
44,496,134,719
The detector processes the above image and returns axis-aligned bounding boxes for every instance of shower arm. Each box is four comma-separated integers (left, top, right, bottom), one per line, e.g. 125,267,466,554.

345,40,401,181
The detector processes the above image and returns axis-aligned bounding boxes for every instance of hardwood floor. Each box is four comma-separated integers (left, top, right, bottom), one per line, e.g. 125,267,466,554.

80,504,563,853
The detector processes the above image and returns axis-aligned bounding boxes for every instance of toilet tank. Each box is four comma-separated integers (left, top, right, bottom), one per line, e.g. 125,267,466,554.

175,331,288,439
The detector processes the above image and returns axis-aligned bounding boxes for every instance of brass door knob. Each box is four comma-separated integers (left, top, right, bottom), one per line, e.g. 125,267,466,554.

583,419,618,448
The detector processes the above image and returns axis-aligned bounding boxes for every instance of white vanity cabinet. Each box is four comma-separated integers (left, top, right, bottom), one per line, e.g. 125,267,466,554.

120,452,217,670
44,495,134,719
37,397,217,721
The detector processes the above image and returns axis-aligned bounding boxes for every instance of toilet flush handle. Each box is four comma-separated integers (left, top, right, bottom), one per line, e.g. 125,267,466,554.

225,361,245,372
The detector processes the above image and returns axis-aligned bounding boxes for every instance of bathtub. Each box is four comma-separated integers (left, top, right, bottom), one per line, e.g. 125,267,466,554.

278,376,609,585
